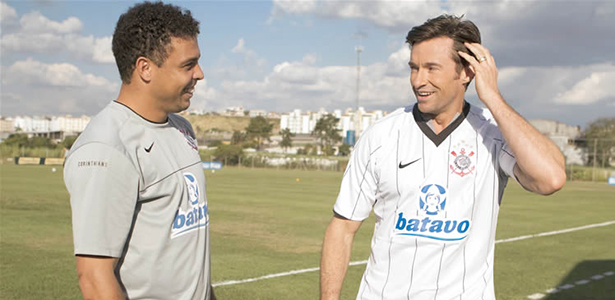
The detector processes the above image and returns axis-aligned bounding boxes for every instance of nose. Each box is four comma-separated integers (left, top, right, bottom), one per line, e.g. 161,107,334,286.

194,64,204,81
411,68,427,89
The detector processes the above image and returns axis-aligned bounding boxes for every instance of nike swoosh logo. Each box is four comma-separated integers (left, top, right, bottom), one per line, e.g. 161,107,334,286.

399,158,421,169
145,142,154,153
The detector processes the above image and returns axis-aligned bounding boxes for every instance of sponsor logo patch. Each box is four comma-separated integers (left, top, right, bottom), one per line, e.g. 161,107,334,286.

394,184,471,242
171,172,208,238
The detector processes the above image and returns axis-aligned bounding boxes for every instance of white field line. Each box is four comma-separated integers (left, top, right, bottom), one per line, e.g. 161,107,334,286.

524,270,614,299
212,220,615,288
495,220,615,244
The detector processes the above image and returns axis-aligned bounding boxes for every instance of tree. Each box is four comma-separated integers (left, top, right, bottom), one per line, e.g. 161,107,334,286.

1,134,29,147
583,118,615,167
245,116,273,150
213,144,244,165
311,114,342,155
61,135,79,150
338,143,351,156
280,128,295,153
230,131,246,145
298,144,317,156
1,134,54,148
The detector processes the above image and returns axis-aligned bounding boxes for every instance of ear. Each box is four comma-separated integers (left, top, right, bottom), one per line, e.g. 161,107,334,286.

461,64,474,85
135,57,153,83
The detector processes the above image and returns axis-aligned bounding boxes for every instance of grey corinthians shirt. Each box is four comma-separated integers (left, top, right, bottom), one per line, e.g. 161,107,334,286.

64,101,211,299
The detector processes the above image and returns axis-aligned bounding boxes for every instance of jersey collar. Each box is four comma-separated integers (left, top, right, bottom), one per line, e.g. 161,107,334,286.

413,101,471,147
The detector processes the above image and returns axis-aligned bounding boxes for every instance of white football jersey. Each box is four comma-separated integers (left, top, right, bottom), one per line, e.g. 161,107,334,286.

334,102,517,300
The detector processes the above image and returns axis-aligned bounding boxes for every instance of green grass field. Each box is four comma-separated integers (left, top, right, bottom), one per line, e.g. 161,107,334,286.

1,165,614,300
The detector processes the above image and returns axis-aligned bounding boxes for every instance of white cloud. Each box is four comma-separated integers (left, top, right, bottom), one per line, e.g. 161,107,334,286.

269,0,615,71
448,0,539,22
556,71,615,105
595,3,615,17
385,46,410,77
20,11,82,34
190,79,217,111
301,53,318,65
1,32,64,52
231,38,266,69
1,58,119,116
231,38,248,54
5,58,116,88
270,0,443,29
0,2,17,25
209,46,413,111
0,8,112,64
65,34,114,63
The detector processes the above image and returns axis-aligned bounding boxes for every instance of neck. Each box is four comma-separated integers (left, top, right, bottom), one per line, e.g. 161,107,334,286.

423,100,465,134
116,84,168,123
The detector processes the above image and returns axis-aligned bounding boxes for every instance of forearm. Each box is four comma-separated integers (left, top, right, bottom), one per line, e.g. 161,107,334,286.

483,94,566,194
76,256,125,300
320,219,357,300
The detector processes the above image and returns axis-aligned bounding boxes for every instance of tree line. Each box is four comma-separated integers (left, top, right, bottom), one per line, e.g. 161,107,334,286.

210,114,352,165
1,117,613,168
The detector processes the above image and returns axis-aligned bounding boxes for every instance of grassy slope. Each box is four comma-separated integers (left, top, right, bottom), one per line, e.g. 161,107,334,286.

183,114,281,135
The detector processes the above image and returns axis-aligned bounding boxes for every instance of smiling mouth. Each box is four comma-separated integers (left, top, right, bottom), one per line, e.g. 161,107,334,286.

415,90,435,98
183,86,195,95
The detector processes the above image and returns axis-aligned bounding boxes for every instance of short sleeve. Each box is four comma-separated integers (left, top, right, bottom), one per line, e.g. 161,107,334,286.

333,134,379,221
498,141,518,182
64,143,140,257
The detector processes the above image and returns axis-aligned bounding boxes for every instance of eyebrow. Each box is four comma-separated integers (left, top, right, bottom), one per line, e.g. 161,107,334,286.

182,57,200,67
409,61,442,68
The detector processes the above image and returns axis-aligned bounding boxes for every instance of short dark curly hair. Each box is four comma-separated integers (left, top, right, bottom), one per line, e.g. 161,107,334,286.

112,1,200,84
406,14,480,73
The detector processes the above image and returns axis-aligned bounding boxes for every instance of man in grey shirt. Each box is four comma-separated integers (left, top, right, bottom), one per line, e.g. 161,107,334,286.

64,2,215,299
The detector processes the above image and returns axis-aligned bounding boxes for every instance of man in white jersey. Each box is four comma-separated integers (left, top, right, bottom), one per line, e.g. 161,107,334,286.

64,2,215,299
320,15,566,300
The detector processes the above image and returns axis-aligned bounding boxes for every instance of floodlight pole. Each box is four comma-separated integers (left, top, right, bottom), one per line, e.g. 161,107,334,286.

355,46,363,138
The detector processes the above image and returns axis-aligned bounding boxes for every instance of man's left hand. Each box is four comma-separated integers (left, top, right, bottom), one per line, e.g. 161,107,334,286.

458,42,501,104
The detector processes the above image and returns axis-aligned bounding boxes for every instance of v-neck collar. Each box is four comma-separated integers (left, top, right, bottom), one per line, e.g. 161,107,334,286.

413,101,471,147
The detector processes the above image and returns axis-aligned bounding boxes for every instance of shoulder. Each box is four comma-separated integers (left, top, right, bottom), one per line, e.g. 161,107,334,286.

68,102,133,157
466,103,503,139
354,106,412,156
362,106,412,140
168,114,195,136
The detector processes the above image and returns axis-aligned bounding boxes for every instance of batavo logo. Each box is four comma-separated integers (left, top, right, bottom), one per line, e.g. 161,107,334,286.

394,184,471,242
171,173,209,239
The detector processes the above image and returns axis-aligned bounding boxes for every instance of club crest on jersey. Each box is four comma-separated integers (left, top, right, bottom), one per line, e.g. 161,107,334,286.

394,184,471,242
178,128,198,151
171,172,209,239
450,141,475,177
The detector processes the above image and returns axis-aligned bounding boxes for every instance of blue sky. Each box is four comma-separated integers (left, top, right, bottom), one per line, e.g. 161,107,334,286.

2,0,614,128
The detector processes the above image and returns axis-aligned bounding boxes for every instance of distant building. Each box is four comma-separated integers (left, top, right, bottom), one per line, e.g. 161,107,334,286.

5,115,91,141
530,119,585,165
0,118,15,133
280,107,386,142
221,106,245,117
249,110,267,118
187,109,207,115
0,117,15,141
51,115,91,134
